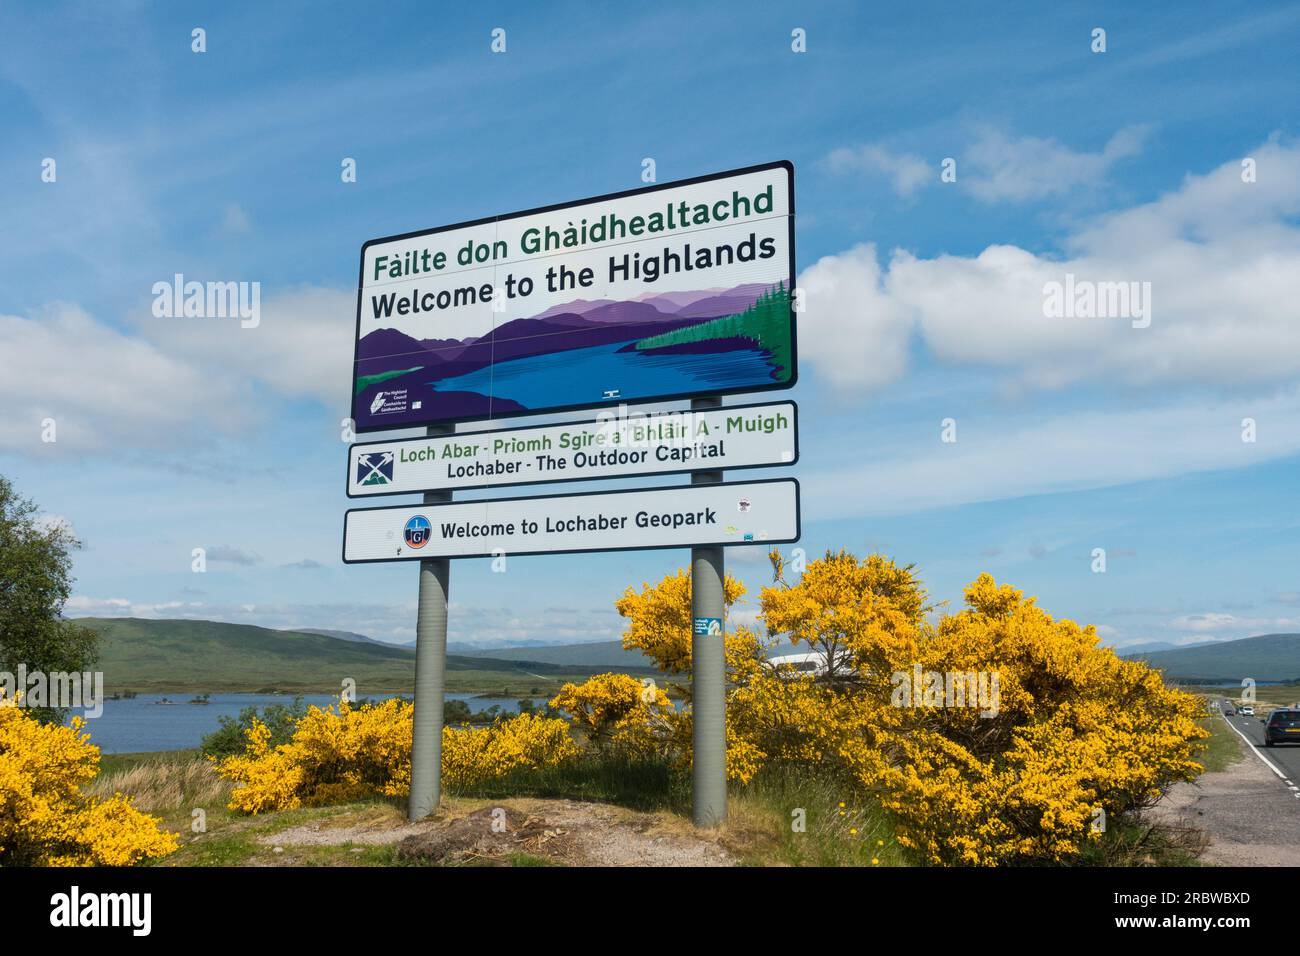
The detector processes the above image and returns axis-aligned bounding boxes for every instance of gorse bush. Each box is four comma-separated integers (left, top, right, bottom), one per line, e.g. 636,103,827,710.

213,697,576,812
614,550,1207,865
0,697,178,865
440,711,578,791
548,672,672,758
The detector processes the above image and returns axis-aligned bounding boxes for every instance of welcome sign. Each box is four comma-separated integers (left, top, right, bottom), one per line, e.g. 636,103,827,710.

352,162,796,432
342,479,800,562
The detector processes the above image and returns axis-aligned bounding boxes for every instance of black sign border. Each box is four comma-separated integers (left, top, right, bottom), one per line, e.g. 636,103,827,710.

351,160,797,434
345,399,799,499
341,477,801,564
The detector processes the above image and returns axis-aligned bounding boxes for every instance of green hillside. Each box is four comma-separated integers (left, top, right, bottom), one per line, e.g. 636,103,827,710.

77,618,654,695
458,640,653,668
1122,632,1300,682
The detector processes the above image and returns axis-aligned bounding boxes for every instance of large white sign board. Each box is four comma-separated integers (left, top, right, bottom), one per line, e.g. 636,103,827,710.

352,162,795,431
347,401,797,497
342,479,799,563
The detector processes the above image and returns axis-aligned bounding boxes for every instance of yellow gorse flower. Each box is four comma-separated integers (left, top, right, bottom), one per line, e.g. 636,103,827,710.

0,695,178,865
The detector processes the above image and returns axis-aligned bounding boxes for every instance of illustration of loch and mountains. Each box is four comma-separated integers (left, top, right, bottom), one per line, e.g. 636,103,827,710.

353,282,793,428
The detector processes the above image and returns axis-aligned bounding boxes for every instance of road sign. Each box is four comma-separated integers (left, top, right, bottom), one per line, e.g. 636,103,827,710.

342,478,799,563
347,400,798,497
352,161,795,432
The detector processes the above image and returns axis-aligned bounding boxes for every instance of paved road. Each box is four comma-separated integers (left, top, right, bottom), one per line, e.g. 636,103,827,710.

1220,699,1300,789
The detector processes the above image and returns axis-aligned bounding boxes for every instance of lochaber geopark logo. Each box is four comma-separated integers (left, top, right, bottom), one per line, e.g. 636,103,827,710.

356,451,394,486
403,515,432,550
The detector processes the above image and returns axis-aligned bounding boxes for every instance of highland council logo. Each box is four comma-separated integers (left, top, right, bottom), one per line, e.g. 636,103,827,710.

403,514,432,550
357,451,394,486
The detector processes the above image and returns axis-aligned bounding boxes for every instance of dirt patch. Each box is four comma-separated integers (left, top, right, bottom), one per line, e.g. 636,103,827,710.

264,805,428,847
262,799,735,867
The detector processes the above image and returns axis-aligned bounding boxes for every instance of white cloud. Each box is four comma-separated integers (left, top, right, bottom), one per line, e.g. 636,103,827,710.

204,544,261,566
799,137,1300,395
0,303,251,454
797,244,914,394
65,596,199,616
824,144,932,197
1171,612,1300,634
133,285,355,410
1172,612,1242,632
963,126,1147,202
802,386,1300,518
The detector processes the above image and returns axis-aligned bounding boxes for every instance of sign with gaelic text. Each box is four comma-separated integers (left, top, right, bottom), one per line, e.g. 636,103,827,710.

347,401,797,497
352,162,796,432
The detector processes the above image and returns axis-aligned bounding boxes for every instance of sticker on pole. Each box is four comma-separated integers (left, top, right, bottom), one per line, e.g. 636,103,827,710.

351,161,795,432
693,617,723,636
347,401,798,497
342,479,800,563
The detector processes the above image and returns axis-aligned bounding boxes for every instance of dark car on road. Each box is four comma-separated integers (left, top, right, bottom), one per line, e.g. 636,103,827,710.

1264,709,1300,746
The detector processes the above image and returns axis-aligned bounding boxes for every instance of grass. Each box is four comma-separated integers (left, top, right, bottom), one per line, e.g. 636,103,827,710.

725,767,912,867
1074,818,1207,867
1194,712,1244,773
90,748,228,813
462,753,688,812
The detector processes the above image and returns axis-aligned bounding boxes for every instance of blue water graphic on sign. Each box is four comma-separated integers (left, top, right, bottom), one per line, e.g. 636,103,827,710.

431,342,774,409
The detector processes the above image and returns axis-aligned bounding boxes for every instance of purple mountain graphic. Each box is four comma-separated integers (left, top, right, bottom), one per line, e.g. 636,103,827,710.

632,289,724,309
560,300,675,325
534,298,618,319
356,281,775,381
671,283,773,318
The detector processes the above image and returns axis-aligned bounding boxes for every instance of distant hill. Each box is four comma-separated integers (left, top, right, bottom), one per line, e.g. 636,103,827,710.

1122,633,1300,682
289,627,394,647
1109,639,1220,656
75,618,654,694
456,640,652,669
455,637,806,667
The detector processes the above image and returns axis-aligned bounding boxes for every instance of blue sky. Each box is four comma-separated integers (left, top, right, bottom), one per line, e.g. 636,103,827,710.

1,1,1298,649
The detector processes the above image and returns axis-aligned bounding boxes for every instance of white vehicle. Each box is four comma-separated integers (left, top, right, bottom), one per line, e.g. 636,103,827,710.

767,649,853,678
1240,705,1255,716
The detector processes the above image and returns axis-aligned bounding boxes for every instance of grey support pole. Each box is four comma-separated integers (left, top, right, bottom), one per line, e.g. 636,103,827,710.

690,396,727,827
409,423,453,821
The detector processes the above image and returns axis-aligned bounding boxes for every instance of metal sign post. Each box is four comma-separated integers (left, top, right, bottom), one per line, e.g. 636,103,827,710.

690,396,727,827
409,424,452,821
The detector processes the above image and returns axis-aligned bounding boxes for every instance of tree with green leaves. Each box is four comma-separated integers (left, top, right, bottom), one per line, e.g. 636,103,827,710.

0,475,98,720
